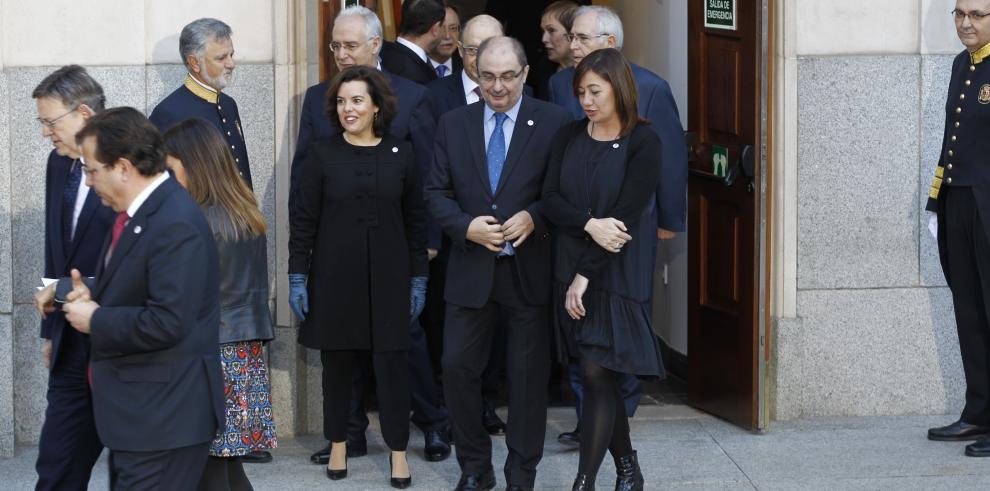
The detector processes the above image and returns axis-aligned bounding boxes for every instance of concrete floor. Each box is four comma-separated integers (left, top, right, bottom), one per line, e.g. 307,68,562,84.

3,404,990,490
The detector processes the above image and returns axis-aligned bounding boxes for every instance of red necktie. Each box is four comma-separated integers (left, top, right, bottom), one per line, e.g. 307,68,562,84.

110,212,128,251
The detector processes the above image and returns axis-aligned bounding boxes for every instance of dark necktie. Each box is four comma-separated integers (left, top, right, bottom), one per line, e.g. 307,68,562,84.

436,64,447,78
472,86,482,100
61,161,82,257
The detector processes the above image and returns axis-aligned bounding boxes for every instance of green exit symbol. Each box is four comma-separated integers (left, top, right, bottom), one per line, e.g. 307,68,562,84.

712,145,728,177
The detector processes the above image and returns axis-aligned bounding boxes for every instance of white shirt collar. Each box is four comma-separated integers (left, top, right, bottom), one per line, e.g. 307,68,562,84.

126,172,170,218
462,70,479,102
430,57,453,73
396,37,429,64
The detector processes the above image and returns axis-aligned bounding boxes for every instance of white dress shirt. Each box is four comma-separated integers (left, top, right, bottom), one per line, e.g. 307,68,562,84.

463,71,481,105
70,159,91,240
396,37,429,63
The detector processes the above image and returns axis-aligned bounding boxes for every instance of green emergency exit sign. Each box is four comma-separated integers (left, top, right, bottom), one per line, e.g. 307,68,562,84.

705,0,736,30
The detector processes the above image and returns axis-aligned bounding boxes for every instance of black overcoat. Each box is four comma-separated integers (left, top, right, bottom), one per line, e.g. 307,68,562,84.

289,133,428,351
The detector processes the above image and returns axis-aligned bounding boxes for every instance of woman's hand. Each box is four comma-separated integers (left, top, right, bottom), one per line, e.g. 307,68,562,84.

584,217,632,253
565,274,590,320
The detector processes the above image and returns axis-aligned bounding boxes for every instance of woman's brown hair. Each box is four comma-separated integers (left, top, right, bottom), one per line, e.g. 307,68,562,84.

572,48,648,137
325,65,398,137
163,118,267,240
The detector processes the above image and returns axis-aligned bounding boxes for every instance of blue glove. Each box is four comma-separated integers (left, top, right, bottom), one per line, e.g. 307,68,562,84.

410,276,428,321
288,273,309,322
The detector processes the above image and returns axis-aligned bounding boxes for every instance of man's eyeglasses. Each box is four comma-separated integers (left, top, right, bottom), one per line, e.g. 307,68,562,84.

330,41,365,53
478,68,525,85
953,9,990,22
458,42,478,56
37,105,78,129
565,33,609,45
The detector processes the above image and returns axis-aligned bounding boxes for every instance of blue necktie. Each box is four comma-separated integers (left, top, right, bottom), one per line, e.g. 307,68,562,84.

487,112,514,256
436,64,447,78
61,160,82,257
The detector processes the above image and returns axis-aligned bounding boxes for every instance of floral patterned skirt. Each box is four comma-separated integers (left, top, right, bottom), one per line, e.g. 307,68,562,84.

209,341,278,457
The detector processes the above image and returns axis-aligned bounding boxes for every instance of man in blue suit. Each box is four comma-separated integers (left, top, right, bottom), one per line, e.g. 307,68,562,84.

290,5,452,465
547,4,688,447
31,65,116,491
426,36,572,491
150,18,253,189
426,13,515,438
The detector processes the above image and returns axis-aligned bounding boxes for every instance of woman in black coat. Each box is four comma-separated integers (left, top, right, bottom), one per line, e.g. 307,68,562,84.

542,49,663,491
288,66,427,489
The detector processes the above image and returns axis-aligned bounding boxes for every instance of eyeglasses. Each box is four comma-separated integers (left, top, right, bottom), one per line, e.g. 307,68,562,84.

478,68,525,85
565,33,609,45
37,105,78,128
953,9,990,22
458,42,478,56
330,41,365,53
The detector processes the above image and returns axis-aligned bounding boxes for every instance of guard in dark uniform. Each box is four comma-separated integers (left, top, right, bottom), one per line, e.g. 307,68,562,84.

926,4,990,457
149,18,252,189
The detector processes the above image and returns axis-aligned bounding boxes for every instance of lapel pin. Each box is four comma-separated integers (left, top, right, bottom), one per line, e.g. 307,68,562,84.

134,226,142,234
392,146,399,153
527,120,534,126
612,143,620,149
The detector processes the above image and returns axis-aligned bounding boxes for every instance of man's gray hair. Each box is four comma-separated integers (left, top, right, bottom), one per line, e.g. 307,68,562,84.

179,18,233,68
574,5,624,49
476,36,528,70
337,6,384,54
32,65,106,112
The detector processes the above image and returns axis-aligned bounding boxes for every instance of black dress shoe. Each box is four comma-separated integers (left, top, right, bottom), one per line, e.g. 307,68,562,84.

310,438,368,464
966,436,990,457
390,453,412,489
927,420,990,441
424,429,451,462
455,468,496,491
483,407,506,436
310,445,330,465
558,427,580,448
326,466,347,480
241,450,272,463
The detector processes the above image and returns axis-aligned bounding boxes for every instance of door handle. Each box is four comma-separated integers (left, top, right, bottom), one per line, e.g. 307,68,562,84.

723,144,755,187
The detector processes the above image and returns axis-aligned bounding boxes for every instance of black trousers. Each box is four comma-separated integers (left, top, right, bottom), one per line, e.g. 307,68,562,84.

943,186,990,425
443,257,550,488
423,244,506,411
35,328,104,491
347,319,448,437
109,441,210,491
322,349,410,450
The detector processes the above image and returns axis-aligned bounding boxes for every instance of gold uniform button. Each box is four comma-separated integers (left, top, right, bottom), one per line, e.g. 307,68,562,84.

956,121,961,128
949,150,954,156
971,65,976,71
952,135,957,141
957,107,963,113
948,164,954,170
967,80,973,85
948,177,954,184
962,93,966,99
227,131,232,136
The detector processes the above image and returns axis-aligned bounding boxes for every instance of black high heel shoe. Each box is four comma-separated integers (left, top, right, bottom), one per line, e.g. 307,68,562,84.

325,444,347,480
389,453,412,489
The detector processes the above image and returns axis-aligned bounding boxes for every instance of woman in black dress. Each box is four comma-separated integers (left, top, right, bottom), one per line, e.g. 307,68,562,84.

542,48,663,491
288,66,427,489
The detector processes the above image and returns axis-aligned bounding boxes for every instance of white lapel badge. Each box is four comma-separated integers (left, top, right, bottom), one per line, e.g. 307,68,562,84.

612,143,620,149
527,120,534,126
392,147,399,153
134,226,142,234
